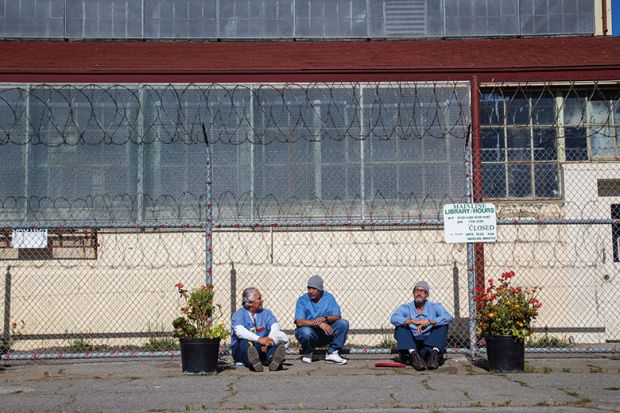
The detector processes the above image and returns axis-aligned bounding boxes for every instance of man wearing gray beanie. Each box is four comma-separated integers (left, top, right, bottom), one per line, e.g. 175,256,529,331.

389,280,452,371
294,274,349,365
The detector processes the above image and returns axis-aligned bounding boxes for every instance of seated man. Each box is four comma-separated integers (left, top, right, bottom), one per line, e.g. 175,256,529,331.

230,287,288,372
294,275,349,365
390,280,453,371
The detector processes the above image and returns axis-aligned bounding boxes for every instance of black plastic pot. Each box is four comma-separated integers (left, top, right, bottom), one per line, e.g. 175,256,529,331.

180,338,221,374
485,335,525,372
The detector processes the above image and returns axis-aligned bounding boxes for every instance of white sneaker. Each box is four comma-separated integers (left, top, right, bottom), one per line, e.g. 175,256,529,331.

301,354,313,363
325,351,348,365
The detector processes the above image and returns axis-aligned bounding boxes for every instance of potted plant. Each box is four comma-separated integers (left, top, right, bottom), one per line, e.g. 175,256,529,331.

173,283,229,374
473,271,542,372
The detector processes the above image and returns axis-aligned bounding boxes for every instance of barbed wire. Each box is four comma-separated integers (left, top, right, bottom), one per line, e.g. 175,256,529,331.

481,81,620,135
0,82,470,146
0,191,477,224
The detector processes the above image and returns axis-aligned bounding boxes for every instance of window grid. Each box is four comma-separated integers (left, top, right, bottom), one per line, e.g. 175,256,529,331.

482,87,620,200
481,92,560,200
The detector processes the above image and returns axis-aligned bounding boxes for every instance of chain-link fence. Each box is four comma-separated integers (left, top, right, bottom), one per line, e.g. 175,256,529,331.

1,80,620,359
479,82,620,351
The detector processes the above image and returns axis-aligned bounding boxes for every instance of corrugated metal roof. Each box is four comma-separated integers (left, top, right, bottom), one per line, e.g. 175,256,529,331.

1,36,620,82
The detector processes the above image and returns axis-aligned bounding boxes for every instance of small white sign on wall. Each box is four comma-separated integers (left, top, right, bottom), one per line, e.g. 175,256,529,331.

443,203,497,244
11,229,48,249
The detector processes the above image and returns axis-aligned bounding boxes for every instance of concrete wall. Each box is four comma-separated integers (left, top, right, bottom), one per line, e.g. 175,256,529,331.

3,212,618,352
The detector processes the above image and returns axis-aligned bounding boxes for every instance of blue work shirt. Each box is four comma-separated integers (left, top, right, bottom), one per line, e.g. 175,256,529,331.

390,300,453,338
230,307,278,347
294,290,341,322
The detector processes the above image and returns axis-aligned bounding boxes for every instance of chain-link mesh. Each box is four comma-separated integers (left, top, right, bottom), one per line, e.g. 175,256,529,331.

2,80,620,359
0,81,473,358
478,82,620,351
0,82,469,224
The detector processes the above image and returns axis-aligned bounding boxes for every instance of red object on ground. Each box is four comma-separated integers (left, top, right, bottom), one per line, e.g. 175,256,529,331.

374,361,407,368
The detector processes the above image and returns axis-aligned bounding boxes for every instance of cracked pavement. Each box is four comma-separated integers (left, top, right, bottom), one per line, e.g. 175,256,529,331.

1,354,619,412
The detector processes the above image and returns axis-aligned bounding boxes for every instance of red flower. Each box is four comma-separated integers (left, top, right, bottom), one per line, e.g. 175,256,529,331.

501,271,515,279
175,282,184,289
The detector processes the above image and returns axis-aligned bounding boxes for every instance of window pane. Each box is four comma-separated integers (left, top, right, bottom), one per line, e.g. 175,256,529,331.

482,163,506,198
322,163,361,201
507,127,531,161
365,163,397,199
591,126,615,159
531,92,556,125
400,164,425,201
481,93,505,125
424,136,447,161
399,137,424,162
533,127,556,161
507,164,532,198
534,163,559,198
321,136,346,163
563,94,586,126
366,137,397,162
425,162,450,199
505,94,529,125
565,127,588,161
589,99,610,125
481,127,505,161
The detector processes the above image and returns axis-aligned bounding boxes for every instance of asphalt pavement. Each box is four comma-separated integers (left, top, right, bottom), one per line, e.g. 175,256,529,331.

1,353,619,413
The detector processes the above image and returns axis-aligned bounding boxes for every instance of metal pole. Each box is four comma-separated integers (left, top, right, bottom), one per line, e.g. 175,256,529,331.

466,243,476,356
136,85,145,223
359,84,366,220
470,76,485,293
2,266,11,354
465,140,477,356
202,124,213,285
230,262,236,316
23,85,31,223
466,77,481,357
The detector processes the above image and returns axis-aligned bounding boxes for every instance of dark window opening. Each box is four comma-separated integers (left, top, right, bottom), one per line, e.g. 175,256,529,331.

0,228,98,260
598,180,620,197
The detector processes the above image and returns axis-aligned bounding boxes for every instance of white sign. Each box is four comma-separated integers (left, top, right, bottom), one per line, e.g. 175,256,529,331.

443,203,497,243
12,229,48,249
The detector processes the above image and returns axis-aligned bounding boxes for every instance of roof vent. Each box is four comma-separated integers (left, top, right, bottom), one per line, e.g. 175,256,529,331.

384,0,427,37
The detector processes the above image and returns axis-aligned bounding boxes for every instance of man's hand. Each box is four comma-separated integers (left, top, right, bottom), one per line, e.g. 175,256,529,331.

406,319,433,328
310,316,327,326
318,321,334,335
257,336,273,347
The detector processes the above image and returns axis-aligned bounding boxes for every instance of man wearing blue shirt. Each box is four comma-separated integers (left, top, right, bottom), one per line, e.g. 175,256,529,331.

231,287,288,372
390,280,453,371
294,275,349,364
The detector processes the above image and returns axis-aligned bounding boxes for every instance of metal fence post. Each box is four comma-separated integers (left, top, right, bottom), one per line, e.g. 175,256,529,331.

471,76,485,293
230,262,237,316
466,76,483,356
203,124,213,286
2,266,11,354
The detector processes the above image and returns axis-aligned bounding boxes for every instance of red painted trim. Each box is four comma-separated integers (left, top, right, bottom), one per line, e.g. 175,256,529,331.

1,67,620,84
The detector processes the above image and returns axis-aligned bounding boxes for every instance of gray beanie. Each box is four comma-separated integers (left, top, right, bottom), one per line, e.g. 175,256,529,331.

414,280,430,295
307,275,324,291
